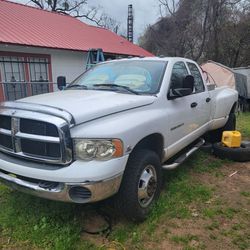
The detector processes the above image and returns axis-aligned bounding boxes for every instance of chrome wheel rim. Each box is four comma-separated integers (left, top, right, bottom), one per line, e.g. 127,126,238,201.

138,164,157,208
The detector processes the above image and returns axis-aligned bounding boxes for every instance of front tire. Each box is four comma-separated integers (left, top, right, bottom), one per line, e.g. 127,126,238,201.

115,149,162,222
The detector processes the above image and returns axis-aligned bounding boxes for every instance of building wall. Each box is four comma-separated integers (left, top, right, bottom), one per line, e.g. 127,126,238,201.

51,50,87,83
0,44,87,101
0,44,86,83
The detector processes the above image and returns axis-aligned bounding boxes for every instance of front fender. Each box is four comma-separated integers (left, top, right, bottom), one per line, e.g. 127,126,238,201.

70,106,166,156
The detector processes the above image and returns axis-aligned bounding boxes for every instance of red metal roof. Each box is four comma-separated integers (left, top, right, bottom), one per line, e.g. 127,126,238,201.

0,0,153,57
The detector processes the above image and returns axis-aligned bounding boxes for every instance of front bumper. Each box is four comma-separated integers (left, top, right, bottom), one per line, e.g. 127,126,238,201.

0,169,123,203
0,151,128,203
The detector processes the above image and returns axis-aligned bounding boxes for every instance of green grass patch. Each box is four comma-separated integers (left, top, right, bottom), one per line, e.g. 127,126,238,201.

0,191,84,250
171,234,199,245
205,221,220,231
186,151,229,173
232,234,250,250
237,112,250,139
202,207,239,219
170,234,204,249
147,167,212,222
240,191,250,197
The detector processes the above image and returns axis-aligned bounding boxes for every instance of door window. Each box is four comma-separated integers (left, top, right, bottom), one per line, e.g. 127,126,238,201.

187,62,205,93
170,62,189,88
168,61,189,96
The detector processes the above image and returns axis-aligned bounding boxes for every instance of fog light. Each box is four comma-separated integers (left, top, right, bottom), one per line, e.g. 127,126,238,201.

69,186,92,203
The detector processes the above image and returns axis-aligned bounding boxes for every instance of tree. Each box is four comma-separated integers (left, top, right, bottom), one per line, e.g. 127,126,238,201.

139,0,250,67
98,13,126,35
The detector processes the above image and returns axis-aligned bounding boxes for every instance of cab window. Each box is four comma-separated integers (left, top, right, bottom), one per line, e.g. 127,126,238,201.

169,61,189,92
187,62,205,93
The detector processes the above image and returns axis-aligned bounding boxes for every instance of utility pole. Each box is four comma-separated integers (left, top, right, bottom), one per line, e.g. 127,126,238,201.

127,4,134,43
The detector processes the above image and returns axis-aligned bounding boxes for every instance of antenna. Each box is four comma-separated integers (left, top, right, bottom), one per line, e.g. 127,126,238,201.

127,4,134,43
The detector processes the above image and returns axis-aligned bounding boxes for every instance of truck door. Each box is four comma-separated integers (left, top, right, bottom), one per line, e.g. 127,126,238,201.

166,61,211,158
186,62,211,134
166,61,196,155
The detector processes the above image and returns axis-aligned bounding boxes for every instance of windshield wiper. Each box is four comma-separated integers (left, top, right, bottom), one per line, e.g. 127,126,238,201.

93,83,139,95
66,84,88,89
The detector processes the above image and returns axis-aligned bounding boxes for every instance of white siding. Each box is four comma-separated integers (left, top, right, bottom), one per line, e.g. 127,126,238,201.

51,50,87,83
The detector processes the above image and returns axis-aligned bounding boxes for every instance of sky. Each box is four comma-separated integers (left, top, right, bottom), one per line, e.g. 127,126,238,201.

11,0,160,43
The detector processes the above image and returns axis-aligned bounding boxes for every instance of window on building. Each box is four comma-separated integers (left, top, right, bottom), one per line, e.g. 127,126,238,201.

0,56,27,100
29,57,50,95
29,57,49,82
0,54,52,101
0,56,25,82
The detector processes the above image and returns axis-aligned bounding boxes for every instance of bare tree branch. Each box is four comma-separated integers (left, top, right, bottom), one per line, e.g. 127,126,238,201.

30,0,103,26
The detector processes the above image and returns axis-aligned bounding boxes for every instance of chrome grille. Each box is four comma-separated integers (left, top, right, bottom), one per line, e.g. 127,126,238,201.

0,109,72,165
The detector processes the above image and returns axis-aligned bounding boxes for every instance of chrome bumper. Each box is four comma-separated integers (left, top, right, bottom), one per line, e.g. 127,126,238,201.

0,170,123,203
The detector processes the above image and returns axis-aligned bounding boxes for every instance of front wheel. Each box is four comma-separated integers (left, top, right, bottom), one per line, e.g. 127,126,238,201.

115,149,162,222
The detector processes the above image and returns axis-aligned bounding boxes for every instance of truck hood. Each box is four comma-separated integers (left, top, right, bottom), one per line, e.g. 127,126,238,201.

19,90,155,124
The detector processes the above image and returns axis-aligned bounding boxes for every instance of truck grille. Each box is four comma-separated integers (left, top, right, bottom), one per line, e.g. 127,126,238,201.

0,110,72,165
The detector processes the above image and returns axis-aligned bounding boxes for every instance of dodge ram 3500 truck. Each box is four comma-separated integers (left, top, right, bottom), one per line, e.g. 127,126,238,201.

0,57,238,221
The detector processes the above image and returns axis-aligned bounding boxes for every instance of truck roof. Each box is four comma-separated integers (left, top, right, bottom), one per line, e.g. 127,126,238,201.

106,56,197,64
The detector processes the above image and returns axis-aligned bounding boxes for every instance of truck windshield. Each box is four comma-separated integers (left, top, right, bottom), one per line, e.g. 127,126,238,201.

68,60,167,94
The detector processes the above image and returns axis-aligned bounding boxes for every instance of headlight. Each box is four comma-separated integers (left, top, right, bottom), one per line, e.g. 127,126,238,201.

73,139,123,161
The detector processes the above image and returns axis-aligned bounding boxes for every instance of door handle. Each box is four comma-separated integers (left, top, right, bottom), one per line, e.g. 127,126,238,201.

191,102,198,108
206,97,211,103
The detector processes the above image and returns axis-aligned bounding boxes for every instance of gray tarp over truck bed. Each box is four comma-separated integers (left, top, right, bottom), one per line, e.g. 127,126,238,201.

233,67,250,99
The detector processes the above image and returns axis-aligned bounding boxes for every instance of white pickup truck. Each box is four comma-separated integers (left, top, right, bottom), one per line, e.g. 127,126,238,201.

0,57,238,221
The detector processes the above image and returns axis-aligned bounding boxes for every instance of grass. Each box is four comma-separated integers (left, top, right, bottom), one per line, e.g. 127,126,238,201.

0,193,83,249
0,113,249,249
202,207,239,219
237,112,250,139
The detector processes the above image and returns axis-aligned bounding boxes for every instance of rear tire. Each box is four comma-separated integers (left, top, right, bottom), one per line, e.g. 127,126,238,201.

115,149,162,222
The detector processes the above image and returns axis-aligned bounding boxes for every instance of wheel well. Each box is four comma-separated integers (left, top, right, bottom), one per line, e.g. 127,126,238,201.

131,134,164,161
230,102,237,114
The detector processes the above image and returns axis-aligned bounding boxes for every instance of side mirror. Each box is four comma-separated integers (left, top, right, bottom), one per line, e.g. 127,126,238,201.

168,75,194,99
57,76,66,90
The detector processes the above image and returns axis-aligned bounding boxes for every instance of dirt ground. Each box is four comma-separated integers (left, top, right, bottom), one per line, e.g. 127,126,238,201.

152,162,250,250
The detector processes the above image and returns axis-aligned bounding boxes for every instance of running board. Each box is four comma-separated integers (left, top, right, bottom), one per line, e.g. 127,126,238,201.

162,138,205,170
